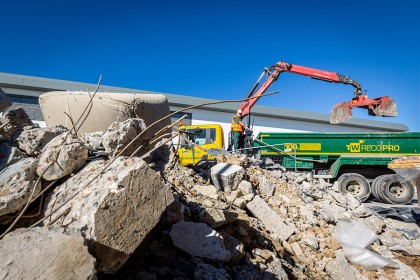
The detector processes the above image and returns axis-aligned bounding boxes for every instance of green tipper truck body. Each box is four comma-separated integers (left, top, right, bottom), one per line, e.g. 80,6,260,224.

254,132,420,177
253,132,420,203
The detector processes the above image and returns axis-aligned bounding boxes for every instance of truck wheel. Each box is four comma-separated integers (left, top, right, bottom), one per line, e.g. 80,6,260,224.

380,174,414,205
338,173,371,202
373,175,393,203
371,175,388,202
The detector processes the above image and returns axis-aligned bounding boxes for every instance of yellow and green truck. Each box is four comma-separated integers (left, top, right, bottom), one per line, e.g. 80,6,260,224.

253,132,420,204
178,125,419,204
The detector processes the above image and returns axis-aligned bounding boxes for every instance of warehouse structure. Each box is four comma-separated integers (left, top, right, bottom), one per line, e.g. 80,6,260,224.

0,72,408,146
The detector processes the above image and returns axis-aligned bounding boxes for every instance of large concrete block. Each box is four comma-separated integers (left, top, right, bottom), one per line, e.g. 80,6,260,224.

43,157,173,273
246,195,296,242
210,163,245,191
39,91,171,139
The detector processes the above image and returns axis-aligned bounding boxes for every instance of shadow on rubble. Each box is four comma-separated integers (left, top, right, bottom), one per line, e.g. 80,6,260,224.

98,201,297,280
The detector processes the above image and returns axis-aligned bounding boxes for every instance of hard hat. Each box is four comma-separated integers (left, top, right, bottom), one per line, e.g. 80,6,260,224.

237,109,242,114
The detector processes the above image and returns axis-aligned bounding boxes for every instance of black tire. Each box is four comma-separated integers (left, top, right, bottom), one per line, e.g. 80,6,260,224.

371,175,388,202
338,173,371,202
374,175,393,203
381,174,414,205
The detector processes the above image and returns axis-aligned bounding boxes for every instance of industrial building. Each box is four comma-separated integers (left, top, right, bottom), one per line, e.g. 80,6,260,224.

0,72,407,146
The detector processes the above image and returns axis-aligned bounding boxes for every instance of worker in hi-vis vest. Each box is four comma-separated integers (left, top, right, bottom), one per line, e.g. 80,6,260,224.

231,109,247,151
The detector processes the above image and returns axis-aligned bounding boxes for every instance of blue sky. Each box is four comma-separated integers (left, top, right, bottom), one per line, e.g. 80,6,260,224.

1,0,419,131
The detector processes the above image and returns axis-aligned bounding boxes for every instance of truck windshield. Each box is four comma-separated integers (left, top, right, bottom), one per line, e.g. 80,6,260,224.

182,128,216,146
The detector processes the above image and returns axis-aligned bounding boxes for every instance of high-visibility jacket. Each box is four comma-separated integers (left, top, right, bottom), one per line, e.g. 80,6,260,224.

231,116,244,133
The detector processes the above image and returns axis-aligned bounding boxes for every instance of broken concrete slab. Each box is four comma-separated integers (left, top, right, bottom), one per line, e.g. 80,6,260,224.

246,195,296,241
193,185,219,199
103,118,147,157
258,175,275,196
16,125,68,156
0,157,39,216
210,163,245,191
0,227,96,280
36,133,88,181
325,250,368,280
169,222,230,262
39,91,171,140
43,157,173,273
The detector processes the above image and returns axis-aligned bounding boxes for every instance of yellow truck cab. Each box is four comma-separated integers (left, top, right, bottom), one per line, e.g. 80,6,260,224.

178,124,224,166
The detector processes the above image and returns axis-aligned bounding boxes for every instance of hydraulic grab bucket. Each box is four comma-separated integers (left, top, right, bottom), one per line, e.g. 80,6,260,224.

330,95,398,124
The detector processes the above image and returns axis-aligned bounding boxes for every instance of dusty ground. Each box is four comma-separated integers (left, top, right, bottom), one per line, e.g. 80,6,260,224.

396,253,420,277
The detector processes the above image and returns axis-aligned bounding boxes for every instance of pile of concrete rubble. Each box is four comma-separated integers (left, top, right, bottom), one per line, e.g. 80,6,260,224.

1,108,419,280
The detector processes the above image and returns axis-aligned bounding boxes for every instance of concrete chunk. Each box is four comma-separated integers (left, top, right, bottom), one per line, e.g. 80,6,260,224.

198,207,238,228
258,175,275,196
0,158,39,216
0,227,96,280
210,163,245,191
246,195,296,241
193,185,219,199
17,125,68,156
325,251,366,280
238,180,254,195
103,118,147,157
43,157,173,272
36,134,88,181
221,232,245,264
169,222,230,262
216,153,248,167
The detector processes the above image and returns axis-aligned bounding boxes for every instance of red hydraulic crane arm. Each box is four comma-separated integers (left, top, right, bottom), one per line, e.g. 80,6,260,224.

239,61,362,117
